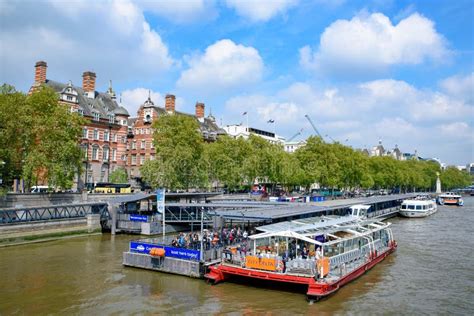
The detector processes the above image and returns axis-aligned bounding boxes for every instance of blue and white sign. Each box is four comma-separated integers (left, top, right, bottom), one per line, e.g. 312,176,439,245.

130,214,148,222
130,242,201,261
156,188,165,214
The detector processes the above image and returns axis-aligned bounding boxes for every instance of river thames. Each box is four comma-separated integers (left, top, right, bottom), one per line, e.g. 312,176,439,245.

1,197,473,315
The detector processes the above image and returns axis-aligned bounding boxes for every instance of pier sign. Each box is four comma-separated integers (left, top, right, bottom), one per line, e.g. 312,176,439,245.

130,242,201,261
130,215,148,222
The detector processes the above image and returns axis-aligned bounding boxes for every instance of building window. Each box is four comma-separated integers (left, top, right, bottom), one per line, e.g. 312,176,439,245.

131,141,136,149
92,146,99,160
81,145,88,159
104,130,110,142
141,140,146,149
108,114,115,124
112,149,117,161
82,128,88,139
93,112,100,121
103,147,109,161
131,154,136,165
78,109,84,116
121,154,126,161
122,136,126,144
67,95,73,101
93,129,99,140
150,142,154,149
112,133,117,142
140,155,145,165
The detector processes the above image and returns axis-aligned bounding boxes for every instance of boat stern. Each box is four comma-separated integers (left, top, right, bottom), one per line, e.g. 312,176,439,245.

204,265,226,284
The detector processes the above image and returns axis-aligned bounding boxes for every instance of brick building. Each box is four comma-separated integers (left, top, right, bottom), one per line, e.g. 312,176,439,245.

29,61,225,190
127,93,225,184
30,61,130,190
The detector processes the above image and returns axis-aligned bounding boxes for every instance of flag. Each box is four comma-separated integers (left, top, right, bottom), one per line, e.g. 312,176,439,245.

267,119,275,123
242,111,247,115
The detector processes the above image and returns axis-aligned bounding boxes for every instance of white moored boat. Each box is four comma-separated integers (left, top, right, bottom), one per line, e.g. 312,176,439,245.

399,198,437,218
437,192,464,206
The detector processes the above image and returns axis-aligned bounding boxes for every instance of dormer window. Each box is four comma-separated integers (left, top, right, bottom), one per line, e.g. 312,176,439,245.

67,95,73,101
93,112,100,121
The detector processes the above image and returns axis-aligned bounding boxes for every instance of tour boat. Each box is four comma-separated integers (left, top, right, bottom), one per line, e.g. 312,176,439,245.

205,215,397,301
399,198,437,218
437,192,464,206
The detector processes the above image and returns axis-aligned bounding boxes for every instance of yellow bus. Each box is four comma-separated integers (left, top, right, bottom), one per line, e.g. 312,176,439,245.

93,183,132,194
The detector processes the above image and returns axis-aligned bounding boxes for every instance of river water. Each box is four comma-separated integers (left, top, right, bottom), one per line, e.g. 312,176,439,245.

1,197,473,315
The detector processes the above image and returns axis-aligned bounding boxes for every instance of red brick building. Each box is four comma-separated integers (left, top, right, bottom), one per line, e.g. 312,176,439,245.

30,61,130,189
29,61,225,190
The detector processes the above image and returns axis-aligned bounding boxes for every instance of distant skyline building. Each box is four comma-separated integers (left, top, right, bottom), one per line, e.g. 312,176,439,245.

223,124,285,144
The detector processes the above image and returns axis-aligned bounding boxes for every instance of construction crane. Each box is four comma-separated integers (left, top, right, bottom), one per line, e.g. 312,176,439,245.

287,128,304,142
304,114,323,139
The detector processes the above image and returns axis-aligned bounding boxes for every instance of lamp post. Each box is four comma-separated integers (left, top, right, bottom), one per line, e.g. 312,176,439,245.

200,207,204,261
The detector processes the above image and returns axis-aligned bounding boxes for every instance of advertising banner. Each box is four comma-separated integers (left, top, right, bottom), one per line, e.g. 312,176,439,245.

245,255,277,271
130,242,201,261
156,188,165,213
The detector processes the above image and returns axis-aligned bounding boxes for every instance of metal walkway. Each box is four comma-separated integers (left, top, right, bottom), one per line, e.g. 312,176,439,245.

0,202,108,225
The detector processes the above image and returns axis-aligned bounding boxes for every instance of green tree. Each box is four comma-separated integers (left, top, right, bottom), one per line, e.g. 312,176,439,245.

109,167,128,184
440,166,471,190
0,84,27,190
0,85,84,190
141,113,205,190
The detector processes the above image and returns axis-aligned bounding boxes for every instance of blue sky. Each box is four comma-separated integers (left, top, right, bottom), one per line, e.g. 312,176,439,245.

0,0,473,165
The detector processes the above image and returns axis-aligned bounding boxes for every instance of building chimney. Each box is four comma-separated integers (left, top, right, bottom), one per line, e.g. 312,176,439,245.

165,94,175,113
34,61,47,85
82,71,96,98
195,102,205,119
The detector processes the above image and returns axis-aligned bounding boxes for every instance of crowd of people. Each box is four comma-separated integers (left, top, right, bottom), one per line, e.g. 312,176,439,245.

170,226,252,251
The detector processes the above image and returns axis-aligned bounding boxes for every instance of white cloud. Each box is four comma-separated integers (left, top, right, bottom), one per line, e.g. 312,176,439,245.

0,0,174,91
223,77,473,162
137,0,218,23
177,39,263,93
121,88,164,117
226,0,297,22
439,73,474,102
439,122,473,139
300,12,450,75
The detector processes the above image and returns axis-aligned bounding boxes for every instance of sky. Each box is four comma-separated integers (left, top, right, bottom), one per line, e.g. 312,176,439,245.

0,0,473,165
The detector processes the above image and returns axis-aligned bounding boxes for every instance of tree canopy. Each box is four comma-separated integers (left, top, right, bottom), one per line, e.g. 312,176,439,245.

0,84,85,191
140,113,205,190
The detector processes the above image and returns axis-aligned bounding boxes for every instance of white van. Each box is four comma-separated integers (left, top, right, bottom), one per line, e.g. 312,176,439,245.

30,186,49,193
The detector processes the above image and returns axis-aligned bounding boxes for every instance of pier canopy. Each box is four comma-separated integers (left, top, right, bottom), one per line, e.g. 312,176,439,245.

256,215,361,234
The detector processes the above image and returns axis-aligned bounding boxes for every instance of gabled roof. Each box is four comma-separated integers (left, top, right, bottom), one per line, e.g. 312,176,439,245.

45,80,129,118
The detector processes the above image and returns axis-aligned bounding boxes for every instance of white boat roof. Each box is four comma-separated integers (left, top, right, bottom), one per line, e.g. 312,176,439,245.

402,199,435,205
349,204,371,210
251,215,391,246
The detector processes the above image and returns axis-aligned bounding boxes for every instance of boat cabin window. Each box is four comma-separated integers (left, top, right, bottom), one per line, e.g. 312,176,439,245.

416,205,422,210
407,205,415,210
401,204,407,210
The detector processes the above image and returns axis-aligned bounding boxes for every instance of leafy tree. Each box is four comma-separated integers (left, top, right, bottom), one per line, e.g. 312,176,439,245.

0,84,27,190
0,84,84,190
141,113,206,190
109,167,128,183
440,166,471,190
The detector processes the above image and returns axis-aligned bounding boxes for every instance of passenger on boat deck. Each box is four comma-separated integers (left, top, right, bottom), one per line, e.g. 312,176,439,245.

301,246,309,259
315,246,322,260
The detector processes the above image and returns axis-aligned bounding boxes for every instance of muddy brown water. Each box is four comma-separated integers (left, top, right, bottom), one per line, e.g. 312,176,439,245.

1,197,473,315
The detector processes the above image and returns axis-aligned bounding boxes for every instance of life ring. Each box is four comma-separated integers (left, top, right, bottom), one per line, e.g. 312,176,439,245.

150,247,165,257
